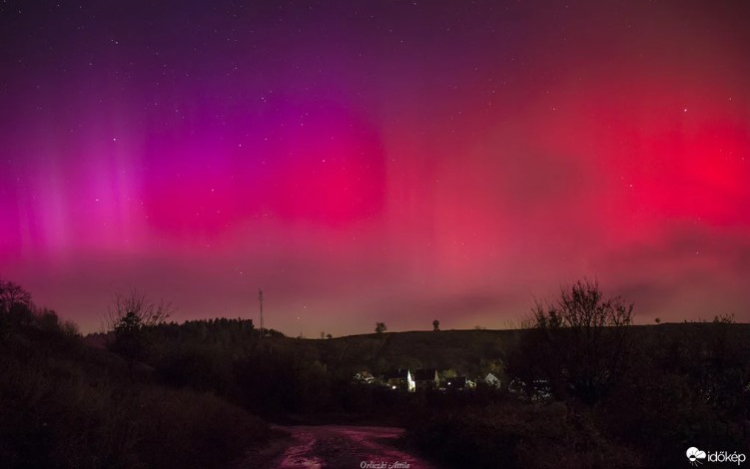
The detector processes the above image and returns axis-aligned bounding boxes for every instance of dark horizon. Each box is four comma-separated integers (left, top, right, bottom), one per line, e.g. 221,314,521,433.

2,0,749,335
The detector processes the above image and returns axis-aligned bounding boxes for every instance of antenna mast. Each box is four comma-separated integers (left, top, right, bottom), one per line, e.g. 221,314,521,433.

258,289,264,335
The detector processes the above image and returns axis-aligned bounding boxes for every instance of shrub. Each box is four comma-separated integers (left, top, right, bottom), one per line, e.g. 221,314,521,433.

0,310,268,469
404,402,643,469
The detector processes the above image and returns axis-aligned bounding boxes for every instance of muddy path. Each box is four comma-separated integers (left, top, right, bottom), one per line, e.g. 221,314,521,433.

240,425,439,469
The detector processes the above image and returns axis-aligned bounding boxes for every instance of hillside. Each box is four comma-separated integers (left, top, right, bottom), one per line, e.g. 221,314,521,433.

292,322,750,380
0,282,270,468
310,329,521,378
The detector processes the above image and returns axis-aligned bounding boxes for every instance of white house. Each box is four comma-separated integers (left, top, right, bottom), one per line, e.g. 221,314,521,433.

484,372,502,388
384,369,415,392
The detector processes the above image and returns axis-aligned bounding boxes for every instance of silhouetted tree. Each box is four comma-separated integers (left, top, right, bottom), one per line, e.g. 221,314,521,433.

0,278,31,315
326,333,333,339
0,278,34,338
105,290,171,331
433,320,440,331
511,279,633,405
375,322,387,334
105,290,172,374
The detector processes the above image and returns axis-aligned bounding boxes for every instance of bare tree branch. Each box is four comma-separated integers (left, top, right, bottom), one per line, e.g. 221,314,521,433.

104,289,172,333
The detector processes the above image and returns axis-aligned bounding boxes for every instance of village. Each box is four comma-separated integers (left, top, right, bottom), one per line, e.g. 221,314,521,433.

352,369,502,392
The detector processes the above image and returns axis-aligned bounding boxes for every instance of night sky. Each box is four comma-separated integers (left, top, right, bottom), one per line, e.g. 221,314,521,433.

2,0,749,335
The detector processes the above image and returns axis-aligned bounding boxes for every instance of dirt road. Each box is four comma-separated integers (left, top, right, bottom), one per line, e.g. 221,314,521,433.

244,425,439,469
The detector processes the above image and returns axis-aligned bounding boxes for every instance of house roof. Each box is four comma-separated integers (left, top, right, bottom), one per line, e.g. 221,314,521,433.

383,369,410,380
413,369,438,381
354,371,374,380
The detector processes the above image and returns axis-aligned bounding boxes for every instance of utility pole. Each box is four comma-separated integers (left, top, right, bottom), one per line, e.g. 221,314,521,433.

258,288,264,336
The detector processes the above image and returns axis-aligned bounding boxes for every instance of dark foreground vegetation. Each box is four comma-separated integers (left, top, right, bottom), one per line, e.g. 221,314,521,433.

2,276,749,468
0,279,268,469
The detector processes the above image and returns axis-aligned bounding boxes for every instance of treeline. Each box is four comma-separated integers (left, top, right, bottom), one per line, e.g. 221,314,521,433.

146,319,434,419
74,292,423,423
0,278,269,469
92,297,508,423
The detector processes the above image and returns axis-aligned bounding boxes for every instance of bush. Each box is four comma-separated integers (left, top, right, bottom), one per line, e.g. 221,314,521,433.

600,322,750,468
404,402,643,469
509,279,633,405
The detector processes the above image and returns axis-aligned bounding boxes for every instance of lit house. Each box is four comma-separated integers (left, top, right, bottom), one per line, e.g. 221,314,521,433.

445,376,476,390
383,369,415,392
353,371,375,384
483,372,502,389
413,369,440,390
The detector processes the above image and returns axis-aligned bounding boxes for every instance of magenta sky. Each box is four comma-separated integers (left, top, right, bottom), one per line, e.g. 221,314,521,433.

1,1,749,335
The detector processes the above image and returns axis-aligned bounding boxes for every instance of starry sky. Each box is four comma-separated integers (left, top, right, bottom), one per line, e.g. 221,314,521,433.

1,0,749,335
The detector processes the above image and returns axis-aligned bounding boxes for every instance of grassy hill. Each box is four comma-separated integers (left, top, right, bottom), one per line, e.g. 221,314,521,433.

309,329,521,378
280,322,750,380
